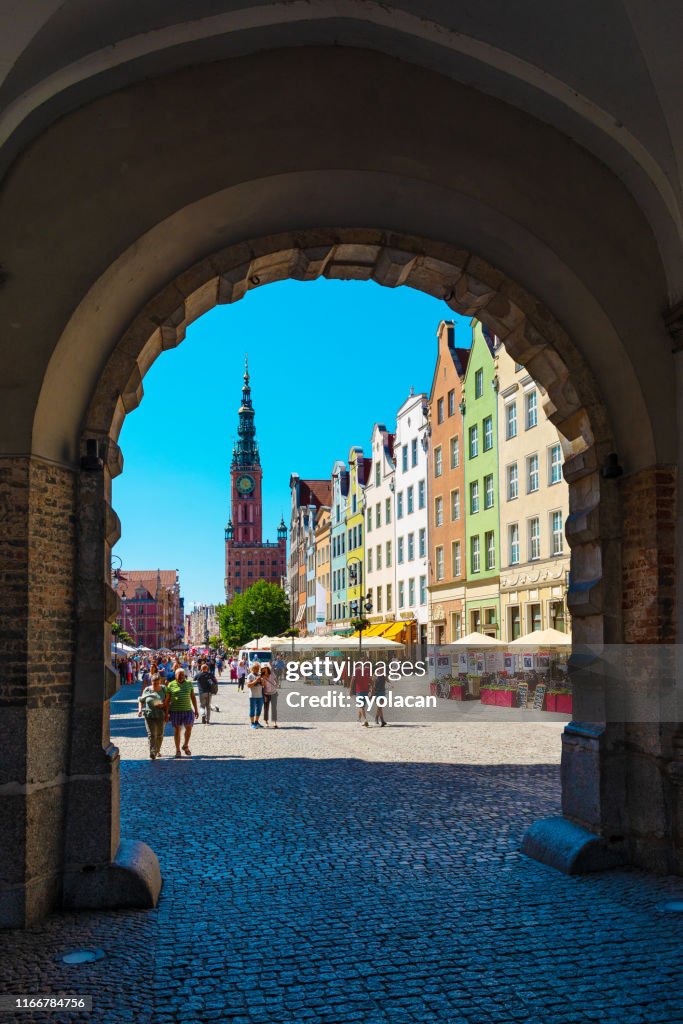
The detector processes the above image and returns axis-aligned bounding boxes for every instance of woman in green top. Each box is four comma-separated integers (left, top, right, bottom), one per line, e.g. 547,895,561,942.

137,673,167,760
164,668,199,758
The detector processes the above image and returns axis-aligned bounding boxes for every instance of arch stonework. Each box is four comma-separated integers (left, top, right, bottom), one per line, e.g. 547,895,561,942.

28,227,663,930
0,223,678,929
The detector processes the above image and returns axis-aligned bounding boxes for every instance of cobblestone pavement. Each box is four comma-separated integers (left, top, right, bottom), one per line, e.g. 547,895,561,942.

1,675,682,1024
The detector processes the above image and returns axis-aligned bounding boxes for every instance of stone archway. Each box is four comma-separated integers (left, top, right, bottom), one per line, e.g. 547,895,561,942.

63,226,665,918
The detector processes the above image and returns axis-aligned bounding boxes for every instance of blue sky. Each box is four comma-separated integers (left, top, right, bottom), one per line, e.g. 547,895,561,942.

113,279,472,608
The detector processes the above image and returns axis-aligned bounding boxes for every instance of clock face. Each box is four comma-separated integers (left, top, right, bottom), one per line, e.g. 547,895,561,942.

236,473,255,495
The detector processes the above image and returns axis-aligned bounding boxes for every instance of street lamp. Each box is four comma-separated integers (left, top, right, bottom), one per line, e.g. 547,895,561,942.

348,556,373,654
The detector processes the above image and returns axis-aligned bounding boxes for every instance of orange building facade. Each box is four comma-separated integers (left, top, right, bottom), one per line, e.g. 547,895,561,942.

427,321,470,644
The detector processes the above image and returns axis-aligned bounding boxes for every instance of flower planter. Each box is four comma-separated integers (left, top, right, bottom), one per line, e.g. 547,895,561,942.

449,684,466,701
430,682,438,697
544,693,572,714
480,687,516,707
556,693,573,714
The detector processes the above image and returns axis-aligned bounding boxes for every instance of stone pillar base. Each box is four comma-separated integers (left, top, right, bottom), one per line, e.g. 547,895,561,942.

522,817,627,874
62,839,161,911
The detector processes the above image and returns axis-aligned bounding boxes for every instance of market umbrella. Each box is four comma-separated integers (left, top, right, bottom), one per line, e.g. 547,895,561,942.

507,628,572,647
447,631,504,646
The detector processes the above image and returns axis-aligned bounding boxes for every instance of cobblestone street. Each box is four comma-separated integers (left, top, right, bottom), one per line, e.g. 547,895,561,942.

1,674,682,1024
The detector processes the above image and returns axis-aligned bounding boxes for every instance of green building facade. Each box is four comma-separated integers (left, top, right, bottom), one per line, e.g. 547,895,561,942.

463,322,501,637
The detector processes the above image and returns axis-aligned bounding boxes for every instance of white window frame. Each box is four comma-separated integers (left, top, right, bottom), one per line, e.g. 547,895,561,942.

527,454,539,494
507,463,518,501
506,401,517,439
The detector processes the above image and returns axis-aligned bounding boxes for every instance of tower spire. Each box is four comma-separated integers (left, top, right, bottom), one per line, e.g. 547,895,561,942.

232,353,260,467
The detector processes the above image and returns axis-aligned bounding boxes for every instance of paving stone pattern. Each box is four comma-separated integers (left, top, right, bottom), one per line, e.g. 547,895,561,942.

1,676,682,1024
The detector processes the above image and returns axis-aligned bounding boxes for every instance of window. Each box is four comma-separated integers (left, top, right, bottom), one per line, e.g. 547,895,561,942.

483,416,493,451
485,531,495,570
549,443,562,484
376,586,383,613
451,488,460,521
525,389,538,429
469,425,479,459
509,605,521,640
397,492,404,518
411,438,418,467
448,389,455,416
507,463,518,501
376,502,381,527
435,546,444,580
550,600,566,632
386,583,392,611
348,529,352,550
376,544,382,570
434,446,443,477
529,603,542,632
471,608,482,632
419,528,426,558
398,580,405,609
452,540,461,577
407,486,414,514
397,537,404,564
408,578,416,605
453,611,463,641
471,536,480,573
352,494,357,514
551,510,564,555
407,533,415,561
450,435,459,469
367,508,372,532
470,481,479,514
435,495,444,527
358,522,363,545
375,462,381,487
419,575,427,604
475,368,484,398
437,397,444,424
386,540,392,567
484,474,494,509
418,479,425,509
367,548,373,573
506,402,517,439
385,498,392,524
509,524,520,565
402,446,408,472
527,454,539,493
529,517,541,560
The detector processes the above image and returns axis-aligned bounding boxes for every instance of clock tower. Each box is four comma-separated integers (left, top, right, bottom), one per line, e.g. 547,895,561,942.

224,357,287,601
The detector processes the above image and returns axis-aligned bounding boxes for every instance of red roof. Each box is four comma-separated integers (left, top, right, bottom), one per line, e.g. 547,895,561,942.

299,479,331,507
115,570,178,600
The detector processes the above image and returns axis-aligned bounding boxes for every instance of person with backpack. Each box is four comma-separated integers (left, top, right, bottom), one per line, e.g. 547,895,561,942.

195,661,219,724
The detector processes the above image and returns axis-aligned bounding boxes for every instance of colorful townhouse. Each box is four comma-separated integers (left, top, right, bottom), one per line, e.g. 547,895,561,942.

394,390,430,647
462,322,501,637
427,321,470,644
288,474,331,629
346,447,371,621
330,460,350,631
496,344,570,639
364,424,396,627
314,507,331,633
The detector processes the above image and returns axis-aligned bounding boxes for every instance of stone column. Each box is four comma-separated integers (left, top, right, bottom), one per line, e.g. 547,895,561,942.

0,457,76,927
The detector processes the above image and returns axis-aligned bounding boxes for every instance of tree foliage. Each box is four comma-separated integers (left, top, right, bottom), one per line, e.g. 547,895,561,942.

112,622,134,646
218,581,290,648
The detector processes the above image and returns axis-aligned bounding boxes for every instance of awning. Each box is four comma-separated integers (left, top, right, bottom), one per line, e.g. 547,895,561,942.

383,621,410,640
294,604,306,624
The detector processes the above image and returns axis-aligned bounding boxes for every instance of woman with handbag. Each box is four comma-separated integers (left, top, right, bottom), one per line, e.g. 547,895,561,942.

261,664,281,729
195,661,219,724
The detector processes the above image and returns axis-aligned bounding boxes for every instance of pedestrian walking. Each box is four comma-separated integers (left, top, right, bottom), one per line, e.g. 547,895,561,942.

229,657,238,683
164,667,199,757
350,664,371,726
273,656,285,685
247,663,264,728
137,672,167,759
371,672,387,727
237,655,248,691
261,664,281,728
195,662,219,724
